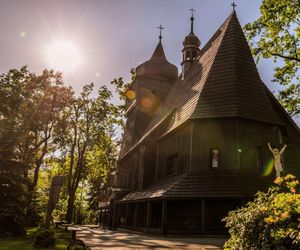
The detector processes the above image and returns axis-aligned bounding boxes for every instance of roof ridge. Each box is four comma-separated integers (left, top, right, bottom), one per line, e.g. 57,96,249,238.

198,11,234,59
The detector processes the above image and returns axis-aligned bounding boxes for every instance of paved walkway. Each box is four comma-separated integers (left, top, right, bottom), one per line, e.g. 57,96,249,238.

77,226,226,250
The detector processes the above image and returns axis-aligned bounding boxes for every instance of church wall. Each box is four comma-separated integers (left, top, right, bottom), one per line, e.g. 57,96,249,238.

269,100,300,177
191,118,287,174
238,118,300,177
284,145,300,178
155,123,192,181
134,76,174,102
191,119,238,171
117,151,139,189
237,119,280,175
143,142,158,188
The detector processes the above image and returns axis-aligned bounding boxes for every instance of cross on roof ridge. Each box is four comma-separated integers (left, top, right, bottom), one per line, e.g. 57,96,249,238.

189,7,195,18
157,25,164,42
231,2,237,11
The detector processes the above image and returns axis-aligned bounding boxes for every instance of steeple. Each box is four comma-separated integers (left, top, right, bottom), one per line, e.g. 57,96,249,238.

181,8,201,79
157,25,164,43
136,27,178,82
189,7,195,33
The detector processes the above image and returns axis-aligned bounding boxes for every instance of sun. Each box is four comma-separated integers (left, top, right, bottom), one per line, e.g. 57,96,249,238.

45,41,82,73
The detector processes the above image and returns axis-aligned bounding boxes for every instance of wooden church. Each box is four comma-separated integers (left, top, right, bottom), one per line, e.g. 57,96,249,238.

99,10,300,234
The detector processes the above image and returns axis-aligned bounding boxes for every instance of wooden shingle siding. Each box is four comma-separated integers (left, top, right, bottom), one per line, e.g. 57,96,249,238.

238,120,279,173
143,143,157,188
120,171,274,202
192,13,281,125
284,146,300,177
191,119,238,171
191,118,286,173
156,123,192,181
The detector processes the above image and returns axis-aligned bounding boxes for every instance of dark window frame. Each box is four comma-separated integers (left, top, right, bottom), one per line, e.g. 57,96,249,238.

211,148,219,169
166,153,179,177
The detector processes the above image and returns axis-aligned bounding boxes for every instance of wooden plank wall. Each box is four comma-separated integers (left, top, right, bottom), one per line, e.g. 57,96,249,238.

143,142,158,188
191,118,284,173
191,119,238,171
119,116,300,191
155,123,192,181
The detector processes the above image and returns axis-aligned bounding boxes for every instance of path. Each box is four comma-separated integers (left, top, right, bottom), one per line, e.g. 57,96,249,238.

77,226,226,250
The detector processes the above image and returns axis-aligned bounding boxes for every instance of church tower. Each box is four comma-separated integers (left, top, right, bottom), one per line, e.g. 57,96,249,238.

181,9,201,78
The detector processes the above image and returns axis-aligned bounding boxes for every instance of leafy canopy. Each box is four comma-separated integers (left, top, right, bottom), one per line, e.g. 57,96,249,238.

244,0,300,116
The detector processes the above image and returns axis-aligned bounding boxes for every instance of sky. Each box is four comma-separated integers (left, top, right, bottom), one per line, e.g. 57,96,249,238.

0,0,282,99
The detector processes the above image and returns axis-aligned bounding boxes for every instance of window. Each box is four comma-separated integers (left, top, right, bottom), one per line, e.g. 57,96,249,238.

166,153,178,176
211,148,219,169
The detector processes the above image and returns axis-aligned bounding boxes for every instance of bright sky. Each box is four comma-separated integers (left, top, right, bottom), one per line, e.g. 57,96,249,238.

0,0,281,98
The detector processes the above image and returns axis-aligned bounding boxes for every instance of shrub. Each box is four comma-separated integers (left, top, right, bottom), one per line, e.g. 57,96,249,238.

223,175,300,250
0,216,26,236
32,228,55,248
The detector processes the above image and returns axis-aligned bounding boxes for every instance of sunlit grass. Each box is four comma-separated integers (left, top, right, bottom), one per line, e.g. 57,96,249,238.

0,227,71,250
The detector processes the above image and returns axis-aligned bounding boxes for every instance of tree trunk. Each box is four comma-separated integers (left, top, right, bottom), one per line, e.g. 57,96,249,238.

66,189,76,223
65,152,86,223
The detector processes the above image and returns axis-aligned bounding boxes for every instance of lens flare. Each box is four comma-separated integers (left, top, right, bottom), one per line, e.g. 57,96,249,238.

141,98,152,108
126,90,136,100
262,158,274,177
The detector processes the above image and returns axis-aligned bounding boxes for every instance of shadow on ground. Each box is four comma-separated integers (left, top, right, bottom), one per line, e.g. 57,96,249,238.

77,226,226,250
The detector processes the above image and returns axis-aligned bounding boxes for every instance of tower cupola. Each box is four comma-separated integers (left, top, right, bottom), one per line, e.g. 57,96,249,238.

136,26,178,82
181,8,201,78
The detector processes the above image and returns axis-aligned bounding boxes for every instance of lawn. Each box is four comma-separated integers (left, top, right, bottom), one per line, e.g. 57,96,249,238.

0,227,72,250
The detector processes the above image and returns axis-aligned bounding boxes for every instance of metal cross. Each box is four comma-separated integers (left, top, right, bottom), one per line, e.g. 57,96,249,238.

157,25,164,41
189,7,196,18
231,2,237,11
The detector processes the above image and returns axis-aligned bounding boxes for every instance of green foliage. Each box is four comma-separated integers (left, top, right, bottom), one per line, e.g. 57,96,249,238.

244,0,300,116
110,68,136,129
223,175,300,250
0,66,123,227
0,160,28,236
0,66,72,230
50,81,121,223
278,83,300,117
0,227,71,250
32,228,55,248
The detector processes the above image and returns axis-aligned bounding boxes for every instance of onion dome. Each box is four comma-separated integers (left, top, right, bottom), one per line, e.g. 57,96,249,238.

183,13,201,48
136,33,178,82
183,32,201,48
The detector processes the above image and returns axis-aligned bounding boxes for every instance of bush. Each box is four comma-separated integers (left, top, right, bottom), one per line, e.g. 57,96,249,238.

223,175,300,250
0,216,26,236
32,228,55,248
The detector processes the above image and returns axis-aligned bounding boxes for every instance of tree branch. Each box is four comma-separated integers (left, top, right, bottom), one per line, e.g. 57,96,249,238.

269,52,300,62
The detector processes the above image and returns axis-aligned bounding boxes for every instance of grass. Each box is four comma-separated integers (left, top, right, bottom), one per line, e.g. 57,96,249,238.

0,227,72,250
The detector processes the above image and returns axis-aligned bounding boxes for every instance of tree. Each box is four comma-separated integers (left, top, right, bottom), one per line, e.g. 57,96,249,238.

0,67,72,188
223,175,300,250
244,0,300,116
54,83,118,223
85,133,118,223
110,68,136,126
0,67,71,232
0,160,29,235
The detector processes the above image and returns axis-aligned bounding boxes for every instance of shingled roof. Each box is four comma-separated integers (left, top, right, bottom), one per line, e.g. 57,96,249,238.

120,11,285,159
120,171,274,201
